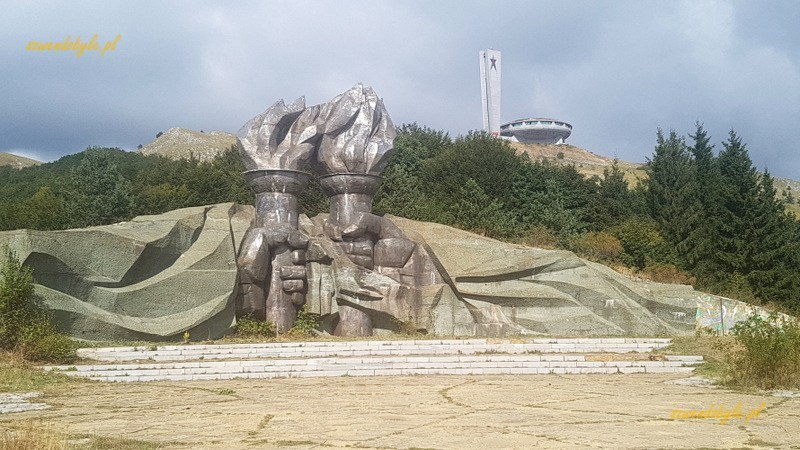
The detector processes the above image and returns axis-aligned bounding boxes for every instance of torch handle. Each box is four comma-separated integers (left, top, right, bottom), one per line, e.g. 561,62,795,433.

265,243,296,334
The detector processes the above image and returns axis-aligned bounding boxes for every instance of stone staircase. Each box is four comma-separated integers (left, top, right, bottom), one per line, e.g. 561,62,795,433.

42,338,703,382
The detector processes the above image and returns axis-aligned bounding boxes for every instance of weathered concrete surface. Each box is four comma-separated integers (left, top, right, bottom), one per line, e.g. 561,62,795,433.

0,203,252,340
0,203,749,339
1,375,796,449
388,216,701,336
0,393,48,414
301,214,704,337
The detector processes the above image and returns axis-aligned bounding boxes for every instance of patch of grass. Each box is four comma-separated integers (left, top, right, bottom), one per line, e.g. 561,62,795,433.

217,388,235,395
659,335,736,381
70,434,168,449
0,351,81,393
744,437,782,448
1,420,67,450
268,439,318,447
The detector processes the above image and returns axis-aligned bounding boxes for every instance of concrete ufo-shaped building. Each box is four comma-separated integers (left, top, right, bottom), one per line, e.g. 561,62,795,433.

500,118,572,144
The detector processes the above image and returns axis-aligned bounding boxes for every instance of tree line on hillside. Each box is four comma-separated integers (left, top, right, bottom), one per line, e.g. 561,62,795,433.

0,124,798,312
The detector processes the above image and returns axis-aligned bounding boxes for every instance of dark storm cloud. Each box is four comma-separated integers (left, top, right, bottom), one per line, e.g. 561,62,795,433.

1,0,799,178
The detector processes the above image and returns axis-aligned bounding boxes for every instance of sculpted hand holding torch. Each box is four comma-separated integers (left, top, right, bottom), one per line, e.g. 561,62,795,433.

315,84,415,336
236,98,321,333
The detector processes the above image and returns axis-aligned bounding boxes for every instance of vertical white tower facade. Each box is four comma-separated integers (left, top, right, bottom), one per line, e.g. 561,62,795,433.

479,49,501,136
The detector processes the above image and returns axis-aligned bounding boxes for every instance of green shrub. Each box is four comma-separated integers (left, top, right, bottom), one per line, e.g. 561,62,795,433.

641,262,696,285
0,248,37,349
717,272,757,304
610,218,677,269
514,226,560,249
727,314,800,389
0,247,76,362
287,306,320,337
17,321,76,363
233,315,275,338
572,231,623,262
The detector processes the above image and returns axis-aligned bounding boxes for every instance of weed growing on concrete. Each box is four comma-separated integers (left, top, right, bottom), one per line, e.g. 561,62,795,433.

391,316,419,336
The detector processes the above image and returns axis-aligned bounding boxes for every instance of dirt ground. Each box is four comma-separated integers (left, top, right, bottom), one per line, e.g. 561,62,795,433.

2,374,799,449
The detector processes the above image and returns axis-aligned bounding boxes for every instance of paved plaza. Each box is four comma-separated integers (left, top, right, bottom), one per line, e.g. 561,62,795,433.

1,339,798,448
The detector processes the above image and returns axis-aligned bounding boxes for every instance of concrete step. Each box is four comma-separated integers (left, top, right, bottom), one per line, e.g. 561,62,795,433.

44,339,702,383
44,355,701,382
76,338,674,363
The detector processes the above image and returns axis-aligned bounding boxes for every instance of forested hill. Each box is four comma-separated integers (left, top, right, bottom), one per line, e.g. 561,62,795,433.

510,141,800,217
1,124,799,312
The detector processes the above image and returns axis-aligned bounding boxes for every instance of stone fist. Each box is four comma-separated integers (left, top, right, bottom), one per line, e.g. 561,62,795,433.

237,224,309,321
324,212,415,271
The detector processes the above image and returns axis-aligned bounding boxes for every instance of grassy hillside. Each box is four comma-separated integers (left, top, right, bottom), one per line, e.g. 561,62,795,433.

0,152,40,169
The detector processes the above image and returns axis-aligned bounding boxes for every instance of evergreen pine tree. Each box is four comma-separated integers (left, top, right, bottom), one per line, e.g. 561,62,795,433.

591,159,636,230
683,123,723,281
715,130,759,277
746,169,797,302
644,129,696,267
68,149,133,227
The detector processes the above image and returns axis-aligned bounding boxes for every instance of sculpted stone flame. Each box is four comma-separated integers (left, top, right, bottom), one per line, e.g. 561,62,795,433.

237,97,322,171
316,84,396,175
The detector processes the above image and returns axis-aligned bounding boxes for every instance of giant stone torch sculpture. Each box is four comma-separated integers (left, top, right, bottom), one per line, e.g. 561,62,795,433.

316,84,415,336
237,84,413,336
236,98,322,332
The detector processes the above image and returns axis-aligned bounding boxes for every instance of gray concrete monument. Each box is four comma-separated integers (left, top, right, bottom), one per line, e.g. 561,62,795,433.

236,84,418,335
479,49,502,136
0,202,766,340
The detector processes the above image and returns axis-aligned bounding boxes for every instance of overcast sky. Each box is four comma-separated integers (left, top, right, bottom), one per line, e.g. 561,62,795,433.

3,1,800,178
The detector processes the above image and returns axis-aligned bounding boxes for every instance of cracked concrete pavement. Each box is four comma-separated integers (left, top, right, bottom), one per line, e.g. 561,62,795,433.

1,374,798,449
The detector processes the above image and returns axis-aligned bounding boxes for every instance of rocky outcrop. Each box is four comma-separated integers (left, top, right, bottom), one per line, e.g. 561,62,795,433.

0,204,750,340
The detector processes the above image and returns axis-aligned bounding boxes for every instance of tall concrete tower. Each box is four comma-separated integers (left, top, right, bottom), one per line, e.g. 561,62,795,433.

479,49,501,136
